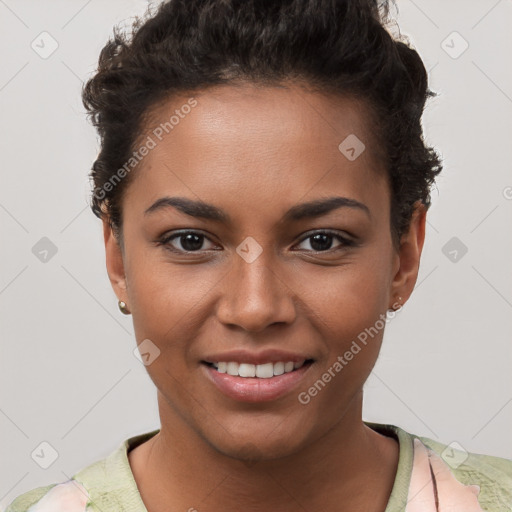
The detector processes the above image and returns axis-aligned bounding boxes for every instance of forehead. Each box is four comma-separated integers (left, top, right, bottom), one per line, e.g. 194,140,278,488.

141,82,382,160
123,82,389,220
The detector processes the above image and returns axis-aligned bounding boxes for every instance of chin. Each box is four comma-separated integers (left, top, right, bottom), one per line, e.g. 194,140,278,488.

199,415,314,463
214,435,304,463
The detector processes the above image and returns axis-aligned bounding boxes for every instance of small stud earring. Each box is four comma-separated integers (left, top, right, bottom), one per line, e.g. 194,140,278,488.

389,296,403,312
118,300,131,315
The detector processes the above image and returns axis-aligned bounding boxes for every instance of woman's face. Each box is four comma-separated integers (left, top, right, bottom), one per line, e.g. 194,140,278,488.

105,83,424,460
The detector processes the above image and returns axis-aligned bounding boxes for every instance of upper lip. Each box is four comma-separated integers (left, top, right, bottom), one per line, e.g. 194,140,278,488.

202,349,314,365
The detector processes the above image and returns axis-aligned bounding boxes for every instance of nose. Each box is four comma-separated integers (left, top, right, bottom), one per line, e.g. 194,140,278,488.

216,251,297,333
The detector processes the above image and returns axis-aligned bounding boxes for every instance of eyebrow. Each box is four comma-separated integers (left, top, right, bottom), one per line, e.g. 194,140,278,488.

144,196,370,223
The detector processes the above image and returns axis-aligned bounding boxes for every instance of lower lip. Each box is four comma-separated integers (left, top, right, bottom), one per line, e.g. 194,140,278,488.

202,363,313,403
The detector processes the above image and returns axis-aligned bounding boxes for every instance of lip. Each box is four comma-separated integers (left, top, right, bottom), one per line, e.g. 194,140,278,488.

202,360,314,403
202,349,313,365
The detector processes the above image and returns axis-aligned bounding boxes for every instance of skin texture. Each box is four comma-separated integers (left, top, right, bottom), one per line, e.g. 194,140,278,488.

103,82,426,511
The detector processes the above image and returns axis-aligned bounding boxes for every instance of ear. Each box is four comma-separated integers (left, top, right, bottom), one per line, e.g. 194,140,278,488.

103,218,128,303
389,202,427,308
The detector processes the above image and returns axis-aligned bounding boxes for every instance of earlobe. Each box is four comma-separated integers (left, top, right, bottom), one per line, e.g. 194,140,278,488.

102,218,128,301
389,202,427,308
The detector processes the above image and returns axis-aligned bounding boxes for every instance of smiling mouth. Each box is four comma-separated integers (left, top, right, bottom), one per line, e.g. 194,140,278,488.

202,359,314,378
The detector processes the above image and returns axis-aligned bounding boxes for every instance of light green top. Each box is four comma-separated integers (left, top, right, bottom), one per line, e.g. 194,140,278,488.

6,422,512,511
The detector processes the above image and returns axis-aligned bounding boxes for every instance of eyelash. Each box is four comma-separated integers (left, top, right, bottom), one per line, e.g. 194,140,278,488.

157,229,355,254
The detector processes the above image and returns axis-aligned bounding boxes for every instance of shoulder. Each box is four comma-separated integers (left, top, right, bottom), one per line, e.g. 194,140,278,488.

417,433,512,480
367,421,512,511
4,444,119,512
5,430,158,512
5,480,90,512
414,432,512,511
4,485,54,512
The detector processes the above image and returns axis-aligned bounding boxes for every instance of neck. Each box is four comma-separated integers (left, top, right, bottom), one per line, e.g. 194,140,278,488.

129,391,398,512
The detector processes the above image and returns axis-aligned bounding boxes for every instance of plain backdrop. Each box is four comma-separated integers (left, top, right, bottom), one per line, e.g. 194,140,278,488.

1,0,511,508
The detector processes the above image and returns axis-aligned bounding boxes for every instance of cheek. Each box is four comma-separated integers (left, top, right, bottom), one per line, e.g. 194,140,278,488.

303,253,395,390
129,266,216,347
307,253,393,332
124,237,217,325
297,271,392,417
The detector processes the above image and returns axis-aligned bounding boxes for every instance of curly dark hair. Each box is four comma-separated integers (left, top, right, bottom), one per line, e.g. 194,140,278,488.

82,0,442,248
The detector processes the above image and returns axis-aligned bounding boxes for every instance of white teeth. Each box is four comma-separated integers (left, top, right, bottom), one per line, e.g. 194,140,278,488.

238,363,256,377
256,362,274,378
211,360,307,378
226,362,239,376
273,362,285,375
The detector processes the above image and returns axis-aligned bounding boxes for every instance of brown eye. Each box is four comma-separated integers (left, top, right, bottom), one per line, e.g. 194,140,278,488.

295,230,354,252
159,231,218,253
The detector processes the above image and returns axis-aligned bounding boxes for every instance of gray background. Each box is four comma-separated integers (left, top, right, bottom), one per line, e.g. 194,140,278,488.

1,0,511,508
